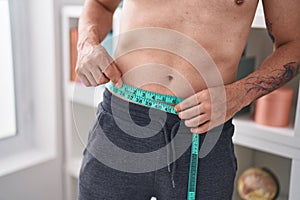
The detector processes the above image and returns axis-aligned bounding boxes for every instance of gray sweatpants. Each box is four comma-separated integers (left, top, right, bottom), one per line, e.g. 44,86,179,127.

78,89,237,200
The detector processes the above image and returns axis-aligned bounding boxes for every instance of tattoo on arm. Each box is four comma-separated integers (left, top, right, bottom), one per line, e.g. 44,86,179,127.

245,62,299,94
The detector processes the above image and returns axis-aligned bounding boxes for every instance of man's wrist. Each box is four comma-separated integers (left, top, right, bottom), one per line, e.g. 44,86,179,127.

77,24,101,49
229,80,253,110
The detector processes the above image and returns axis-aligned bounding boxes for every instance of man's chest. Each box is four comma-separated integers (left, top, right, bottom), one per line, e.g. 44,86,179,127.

125,0,258,17
123,0,259,33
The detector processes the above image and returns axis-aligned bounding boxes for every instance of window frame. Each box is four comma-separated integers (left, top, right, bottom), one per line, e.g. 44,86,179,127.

0,0,58,176
0,0,17,140
0,0,34,157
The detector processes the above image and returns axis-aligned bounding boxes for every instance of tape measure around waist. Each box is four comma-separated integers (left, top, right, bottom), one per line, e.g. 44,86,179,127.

106,82,184,114
105,82,200,200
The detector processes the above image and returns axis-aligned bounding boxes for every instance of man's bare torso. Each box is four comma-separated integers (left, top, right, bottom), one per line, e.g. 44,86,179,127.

113,0,259,97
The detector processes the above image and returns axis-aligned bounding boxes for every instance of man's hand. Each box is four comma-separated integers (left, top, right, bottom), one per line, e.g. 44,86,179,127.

76,0,122,87
75,43,123,87
174,83,243,134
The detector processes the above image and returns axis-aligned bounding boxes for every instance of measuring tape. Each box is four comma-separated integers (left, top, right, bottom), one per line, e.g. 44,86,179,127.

187,133,200,200
106,82,184,114
106,82,200,200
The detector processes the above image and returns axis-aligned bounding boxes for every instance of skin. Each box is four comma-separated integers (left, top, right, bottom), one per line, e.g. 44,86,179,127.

76,0,300,134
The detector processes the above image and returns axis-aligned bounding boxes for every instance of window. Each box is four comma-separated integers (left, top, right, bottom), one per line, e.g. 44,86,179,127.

0,0,57,177
0,0,17,140
0,0,33,159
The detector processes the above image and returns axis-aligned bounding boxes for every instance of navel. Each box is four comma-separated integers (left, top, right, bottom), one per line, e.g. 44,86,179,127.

235,0,244,5
167,74,174,81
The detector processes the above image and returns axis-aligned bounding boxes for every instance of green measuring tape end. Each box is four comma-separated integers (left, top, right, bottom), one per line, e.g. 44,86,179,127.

187,134,200,200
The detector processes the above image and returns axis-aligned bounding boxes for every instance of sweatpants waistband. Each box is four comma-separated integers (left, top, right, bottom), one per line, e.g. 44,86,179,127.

100,88,233,130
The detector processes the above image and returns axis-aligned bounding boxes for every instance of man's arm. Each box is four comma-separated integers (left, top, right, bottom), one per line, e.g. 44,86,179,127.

175,0,300,133
78,0,120,48
76,0,123,87
236,0,300,107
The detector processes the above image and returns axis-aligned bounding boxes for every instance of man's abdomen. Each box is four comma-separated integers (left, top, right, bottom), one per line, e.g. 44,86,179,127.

114,47,239,98
113,0,257,97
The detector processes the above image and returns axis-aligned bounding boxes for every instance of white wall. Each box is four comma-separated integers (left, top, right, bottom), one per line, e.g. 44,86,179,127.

0,161,63,200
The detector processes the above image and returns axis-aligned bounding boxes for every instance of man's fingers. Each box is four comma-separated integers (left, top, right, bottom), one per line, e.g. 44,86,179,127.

190,121,211,134
178,105,202,120
84,71,98,86
76,44,121,87
89,68,102,85
89,66,109,85
175,94,201,112
184,114,209,128
98,73,110,85
78,74,91,87
102,62,123,87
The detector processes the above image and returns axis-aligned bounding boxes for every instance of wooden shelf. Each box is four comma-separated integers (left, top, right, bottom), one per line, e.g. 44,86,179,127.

233,114,300,159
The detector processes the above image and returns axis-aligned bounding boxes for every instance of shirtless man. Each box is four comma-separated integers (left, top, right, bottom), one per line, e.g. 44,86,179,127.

76,0,300,199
